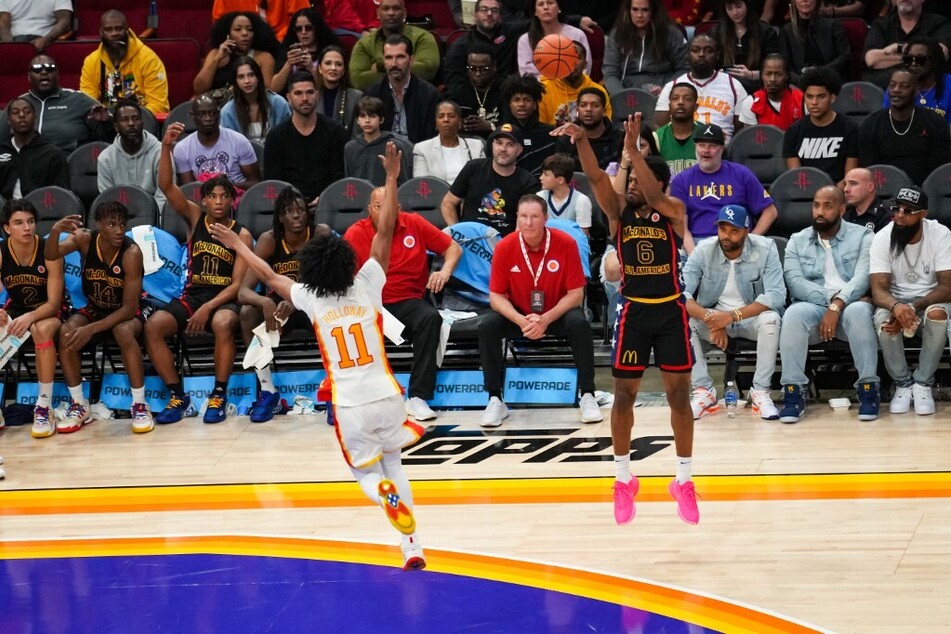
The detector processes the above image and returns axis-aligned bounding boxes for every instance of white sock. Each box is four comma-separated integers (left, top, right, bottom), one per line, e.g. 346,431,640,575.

350,464,385,505
68,384,88,407
614,455,631,483
37,382,53,408
257,366,274,393
676,457,693,484
382,449,414,509
131,386,146,405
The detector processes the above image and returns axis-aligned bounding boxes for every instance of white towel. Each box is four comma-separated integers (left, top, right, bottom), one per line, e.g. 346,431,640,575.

382,307,405,345
436,309,478,366
131,225,164,274
242,316,287,370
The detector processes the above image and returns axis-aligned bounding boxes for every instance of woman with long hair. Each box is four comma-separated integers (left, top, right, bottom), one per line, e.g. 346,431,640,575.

603,0,689,96
516,0,591,78
413,100,486,184
315,45,363,133
713,0,779,93
779,0,850,86
194,12,280,95
271,8,338,93
221,56,292,143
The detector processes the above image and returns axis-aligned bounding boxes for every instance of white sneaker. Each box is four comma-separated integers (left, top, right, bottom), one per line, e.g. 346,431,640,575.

889,386,913,414
579,393,603,423
401,535,426,571
131,402,155,434
749,388,780,420
405,397,437,421
690,387,719,420
480,396,509,428
56,402,91,434
913,384,935,416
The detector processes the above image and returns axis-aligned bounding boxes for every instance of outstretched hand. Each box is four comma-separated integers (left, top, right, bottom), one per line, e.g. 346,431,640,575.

208,223,240,249
550,121,585,144
379,141,402,179
622,113,643,160
51,214,83,235
163,122,185,147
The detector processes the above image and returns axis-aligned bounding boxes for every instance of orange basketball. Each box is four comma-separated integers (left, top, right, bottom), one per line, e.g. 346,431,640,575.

533,33,580,81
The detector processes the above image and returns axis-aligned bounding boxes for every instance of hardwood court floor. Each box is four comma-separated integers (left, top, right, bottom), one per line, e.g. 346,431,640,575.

2,401,951,633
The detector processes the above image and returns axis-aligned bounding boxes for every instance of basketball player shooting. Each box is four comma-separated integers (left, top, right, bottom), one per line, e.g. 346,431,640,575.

552,113,700,526
209,142,428,570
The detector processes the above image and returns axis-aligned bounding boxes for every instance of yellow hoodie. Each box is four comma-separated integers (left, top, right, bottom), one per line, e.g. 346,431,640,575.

537,74,612,127
80,31,170,115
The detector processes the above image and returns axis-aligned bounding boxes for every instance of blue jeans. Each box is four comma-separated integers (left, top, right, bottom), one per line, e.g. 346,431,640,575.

691,311,781,391
874,304,950,387
779,301,879,388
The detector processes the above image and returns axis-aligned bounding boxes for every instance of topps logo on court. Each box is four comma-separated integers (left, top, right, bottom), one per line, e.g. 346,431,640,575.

404,425,673,465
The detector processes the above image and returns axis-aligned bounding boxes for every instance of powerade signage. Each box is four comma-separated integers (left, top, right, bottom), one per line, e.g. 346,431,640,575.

272,369,327,400
503,367,577,405
17,382,89,407
99,375,173,412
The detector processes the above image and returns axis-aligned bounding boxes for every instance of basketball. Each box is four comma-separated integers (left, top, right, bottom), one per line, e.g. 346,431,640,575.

533,34,580,81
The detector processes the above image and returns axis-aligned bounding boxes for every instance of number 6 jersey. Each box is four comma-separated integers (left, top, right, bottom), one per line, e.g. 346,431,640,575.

618,206,685,301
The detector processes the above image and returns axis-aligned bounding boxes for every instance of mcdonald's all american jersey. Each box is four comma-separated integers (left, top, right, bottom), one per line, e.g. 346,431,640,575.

289,258,402,407
618,207,684,300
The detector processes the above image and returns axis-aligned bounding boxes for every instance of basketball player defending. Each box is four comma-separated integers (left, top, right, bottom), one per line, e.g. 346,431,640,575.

553,113,699,525
209,143,427,570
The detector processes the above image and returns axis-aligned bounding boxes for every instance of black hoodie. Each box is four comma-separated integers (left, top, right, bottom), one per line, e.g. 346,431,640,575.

501,110,554,179
0,133,70,200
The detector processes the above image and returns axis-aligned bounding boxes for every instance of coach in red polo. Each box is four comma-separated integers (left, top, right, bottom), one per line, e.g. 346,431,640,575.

345,186,462,421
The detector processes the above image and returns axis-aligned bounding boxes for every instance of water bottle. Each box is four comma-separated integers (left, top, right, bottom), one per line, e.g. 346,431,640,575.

724,381,739,418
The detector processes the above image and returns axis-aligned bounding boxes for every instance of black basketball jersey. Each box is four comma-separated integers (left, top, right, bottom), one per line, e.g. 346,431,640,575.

185,214,244,294
1,235,49,310
617,206,684,300
267,228,309,300
82,231,133,311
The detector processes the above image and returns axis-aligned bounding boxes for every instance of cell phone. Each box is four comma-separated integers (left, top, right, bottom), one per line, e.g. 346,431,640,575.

460,106,475,116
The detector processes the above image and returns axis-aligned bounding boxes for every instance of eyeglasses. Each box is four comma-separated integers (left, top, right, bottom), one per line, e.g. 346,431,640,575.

295,24,314,32
467,65,493,74
476,7,501,14
30,63,57,73
902,54,930,66
890,205,925,216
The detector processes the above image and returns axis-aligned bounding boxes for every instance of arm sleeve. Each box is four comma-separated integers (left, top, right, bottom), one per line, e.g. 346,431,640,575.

737,95,757,126
655,81,674,112
172,142,191,175
488,240,512,296
263,128,283,180
348,37,379,91
139,50,170,115
681,244,702,300
417,214,453,253
928,113,951,170
236,136,257,166
602,35,625,95
756,240,787,310
857,118,879,167
867,230,890,274
744,168,774,214
781,121,799,159
79,56,100,103
837,229,873,303
517,34,539,77
575,193,592,228
863,18,887,53
410,30,441,83
413,144,429,177
449,161,475,198
783,235,828,305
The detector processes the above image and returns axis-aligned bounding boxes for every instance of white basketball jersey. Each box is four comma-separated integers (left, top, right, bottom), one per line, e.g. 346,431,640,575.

290,258,402,407
657,71,748,141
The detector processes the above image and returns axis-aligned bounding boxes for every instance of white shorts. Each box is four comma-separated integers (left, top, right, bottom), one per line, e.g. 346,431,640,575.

334,393,425,468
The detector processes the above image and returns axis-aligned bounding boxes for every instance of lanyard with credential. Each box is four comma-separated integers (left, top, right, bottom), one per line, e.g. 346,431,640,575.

519,228,551,288
547,187,573,217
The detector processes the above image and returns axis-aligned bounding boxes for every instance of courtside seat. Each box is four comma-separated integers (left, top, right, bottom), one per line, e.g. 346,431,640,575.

68,141,110,213
866,164,913,207
27,186,84,236
398,176,451,229
315,177,374,234
833,81,884,126
91,185,160,228
611,88,656,125
236,180,298,239
923,163,951,230
768,167,834,238
727,125,786,188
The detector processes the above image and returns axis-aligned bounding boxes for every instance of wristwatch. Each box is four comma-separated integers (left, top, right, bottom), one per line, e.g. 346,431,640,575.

828,303,841,313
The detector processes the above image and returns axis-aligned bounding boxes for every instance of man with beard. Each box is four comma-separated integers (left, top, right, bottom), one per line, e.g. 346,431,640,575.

537,42,611,127
499,74,553,178
682,203,785,422
553,87,623,170
0,97,69,200
870,186,951,416
364,35,440,144
552,113,699,526
450,44,505,138
863,0,951,89
859,68,951,186
652,83,702,179
98,99,166,210
0,53,113,154
348,0,439,90
737,55,803,131
655,33,749,143
843,167,893,233
778,186,878,423
440,123,537,235
79,10,169,115
173,94,260,188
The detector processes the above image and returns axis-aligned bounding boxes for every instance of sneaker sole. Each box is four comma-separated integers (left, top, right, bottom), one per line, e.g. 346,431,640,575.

693,404,720,420
132,422,155,434
402,556,427,571
480,410,508,428
379,479,416,535
580,412,604,424
857,413,878,421
779,415,801,424
56,417,92,434
408,411,437,422
752,407,780,420
31,427,55,439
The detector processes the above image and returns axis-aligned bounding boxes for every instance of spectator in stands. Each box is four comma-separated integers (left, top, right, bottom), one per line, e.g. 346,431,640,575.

213,0,310,41
79,10,170,116
859,67,951,186
0,0,71,51
654,33,749,142
818,0,867,19
364,35,440,144
46,202,154,435
651,82,701,178
441,123,539,234
499,74,554,178
314,0,371,35
98,99,166,210
151,122,254,424
559,0,619,33
265,72,347,207
863,0,951,89
194,12,280,96
783,66,858,184
683,204,785,420
413,100,486,185
221,56,291,144
778,0,850,87
884,36,951,122
712,0,780,94
0,199,65,438
737,54,804,130
517,0,592,78
0,54,114,155
344,96,413,185
552,87,623,169
344,185,463,422
778,185,878,424
0,98,68,200
869,186,951,416
348,0,440,90
270,7,338,93
842,167,893,232
314,45,362,134
537,153,593,233
173,94,261,188
603,0,689,95
450,45,506,138
538,42,612,126
669,123,777,249
478,193,601,427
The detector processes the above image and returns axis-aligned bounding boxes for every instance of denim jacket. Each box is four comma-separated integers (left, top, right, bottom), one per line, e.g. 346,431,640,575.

683,233,787,315
784,221,872,305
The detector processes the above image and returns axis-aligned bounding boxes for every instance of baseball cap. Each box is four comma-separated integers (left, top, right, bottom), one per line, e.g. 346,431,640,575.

693,123,726,145
717,204,749,229
488,122,523,146
895,186,928,211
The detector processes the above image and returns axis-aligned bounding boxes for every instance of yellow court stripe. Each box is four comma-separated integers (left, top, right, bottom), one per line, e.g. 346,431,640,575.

3,472,951,516
0,536,827,634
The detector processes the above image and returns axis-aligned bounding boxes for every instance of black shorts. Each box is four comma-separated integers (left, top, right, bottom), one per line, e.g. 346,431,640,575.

160,293,239,332
5,303,69,321
612,296,695,378
76,301,152,324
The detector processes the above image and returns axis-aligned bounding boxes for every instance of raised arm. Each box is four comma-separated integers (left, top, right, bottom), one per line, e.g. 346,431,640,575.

624,113,685,235
44,216,87,261
551,121,623,224
370,142,402,271
209,224,294,303
158,122,202,228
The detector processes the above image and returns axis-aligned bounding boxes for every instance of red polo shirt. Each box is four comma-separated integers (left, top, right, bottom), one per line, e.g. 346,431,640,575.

344,211,453,304
490,228,585,315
